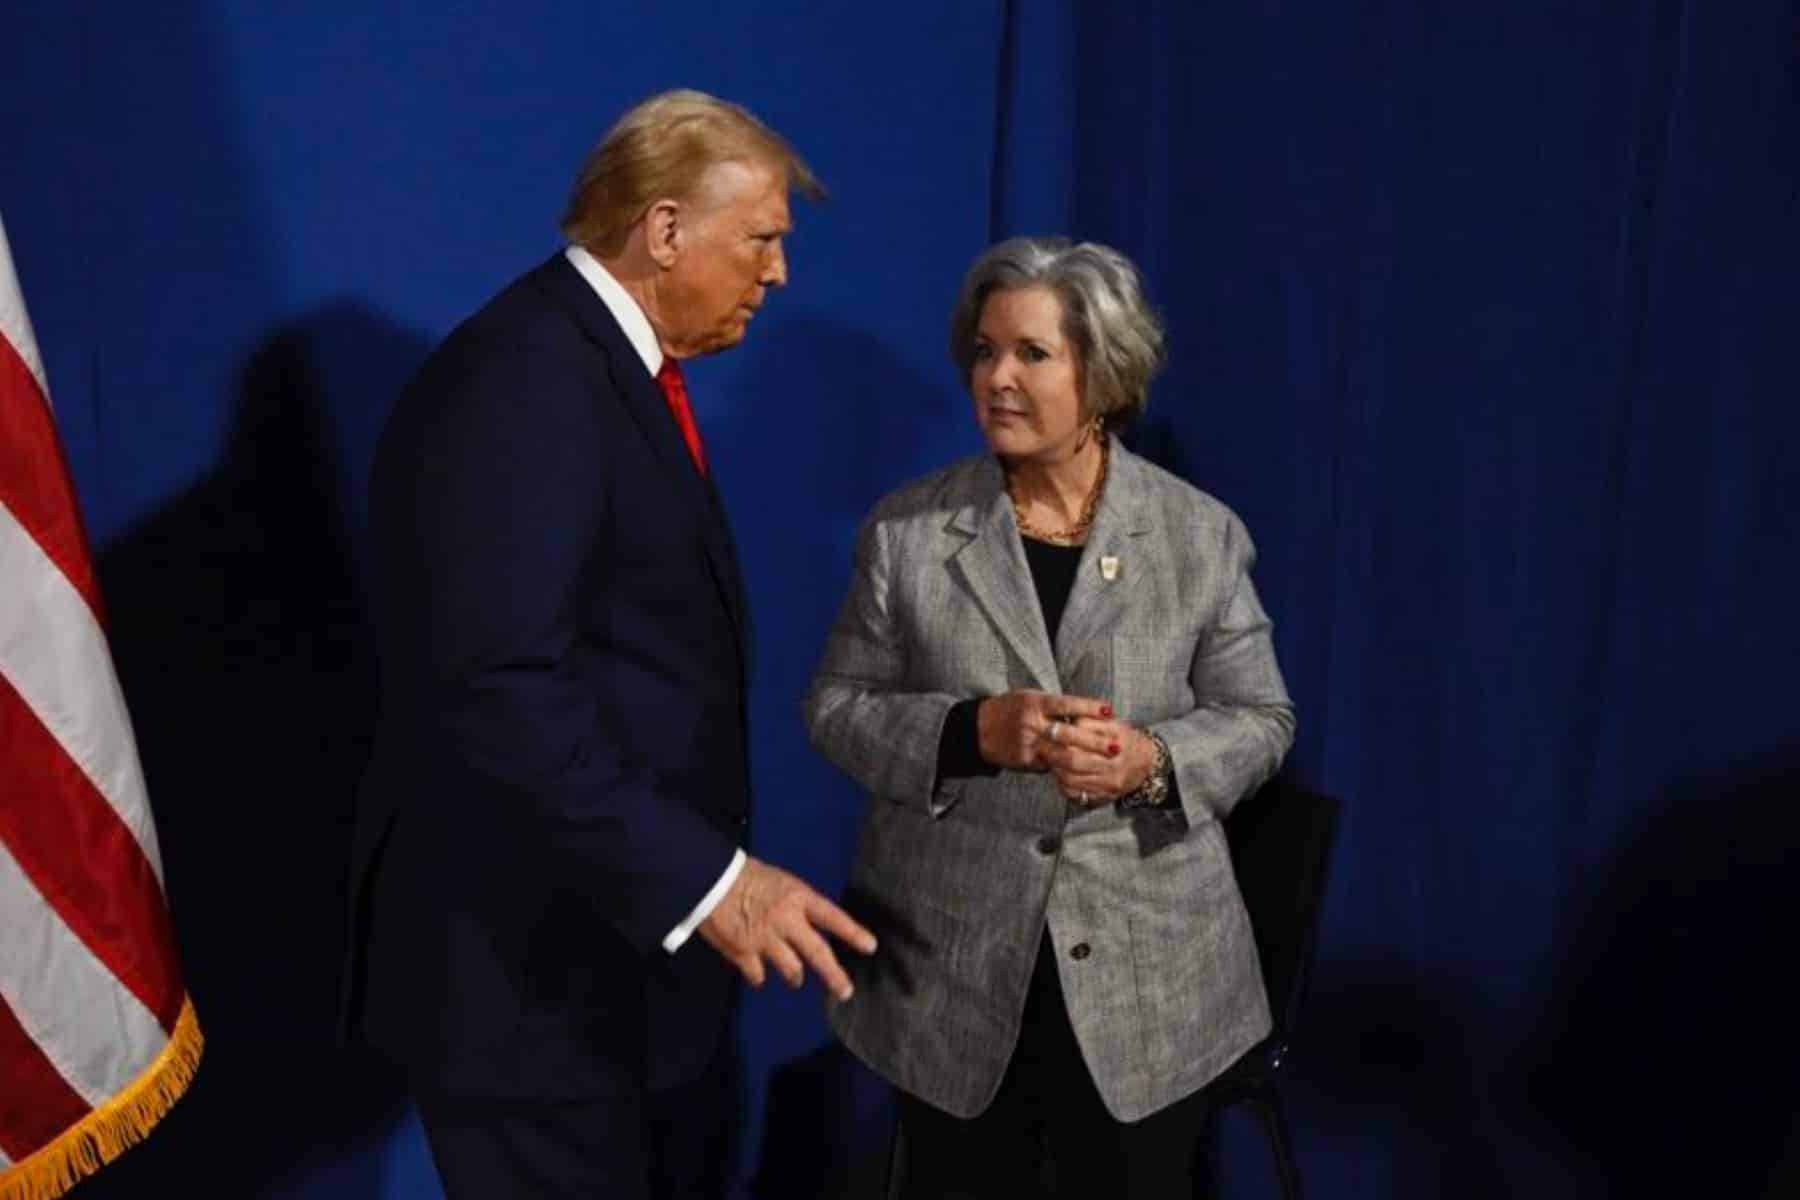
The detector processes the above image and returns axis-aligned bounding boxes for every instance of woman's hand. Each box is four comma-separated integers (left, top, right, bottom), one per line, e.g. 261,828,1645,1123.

1048,718,1157,807
975,690,1114,770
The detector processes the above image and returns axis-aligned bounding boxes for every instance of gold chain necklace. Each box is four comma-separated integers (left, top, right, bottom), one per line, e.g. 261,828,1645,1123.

1009,439,1109,546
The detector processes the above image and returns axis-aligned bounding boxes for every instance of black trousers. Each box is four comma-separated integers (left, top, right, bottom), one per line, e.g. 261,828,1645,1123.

412,1052,734,1200
896,934,1211,1200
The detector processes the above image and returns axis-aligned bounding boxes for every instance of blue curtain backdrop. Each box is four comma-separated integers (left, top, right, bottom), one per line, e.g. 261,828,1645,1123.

5,2,1797,1197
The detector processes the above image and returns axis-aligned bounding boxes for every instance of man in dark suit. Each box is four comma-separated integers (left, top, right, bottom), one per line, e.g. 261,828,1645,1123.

346,89,876,1199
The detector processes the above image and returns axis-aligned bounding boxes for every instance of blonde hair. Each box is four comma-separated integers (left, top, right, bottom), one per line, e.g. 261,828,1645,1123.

559,88,824,255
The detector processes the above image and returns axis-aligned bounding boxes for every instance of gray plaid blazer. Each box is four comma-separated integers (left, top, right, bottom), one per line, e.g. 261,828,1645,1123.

802,438,1295,1122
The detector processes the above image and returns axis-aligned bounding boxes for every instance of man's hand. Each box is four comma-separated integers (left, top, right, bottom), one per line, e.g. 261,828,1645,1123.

697,856,877,1000
975,690,1114,770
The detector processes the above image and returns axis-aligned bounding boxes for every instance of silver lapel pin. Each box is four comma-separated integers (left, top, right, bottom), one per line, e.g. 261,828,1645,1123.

1099,555,1120,581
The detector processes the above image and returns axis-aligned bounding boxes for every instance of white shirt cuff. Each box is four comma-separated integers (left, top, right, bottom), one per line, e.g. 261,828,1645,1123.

662,849,747,954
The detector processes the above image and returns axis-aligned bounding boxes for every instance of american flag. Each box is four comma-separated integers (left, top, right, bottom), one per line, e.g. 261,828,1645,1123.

0,213,200,1200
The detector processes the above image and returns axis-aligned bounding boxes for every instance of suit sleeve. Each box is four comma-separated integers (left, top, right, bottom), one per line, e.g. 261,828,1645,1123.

372,340,736,953
1150,512,1296,823
802,513,965,814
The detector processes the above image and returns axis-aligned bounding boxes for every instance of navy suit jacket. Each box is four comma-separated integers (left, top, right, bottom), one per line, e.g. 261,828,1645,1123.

345,253,751,1100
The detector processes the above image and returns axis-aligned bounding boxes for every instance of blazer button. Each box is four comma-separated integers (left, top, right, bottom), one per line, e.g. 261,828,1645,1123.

1070,943,1091,961
1035,834,1060,855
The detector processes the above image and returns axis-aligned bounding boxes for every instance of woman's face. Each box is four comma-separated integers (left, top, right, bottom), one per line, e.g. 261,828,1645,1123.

970,286,1088,464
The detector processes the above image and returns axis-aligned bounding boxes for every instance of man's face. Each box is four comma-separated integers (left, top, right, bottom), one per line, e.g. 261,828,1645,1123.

660,160,791,357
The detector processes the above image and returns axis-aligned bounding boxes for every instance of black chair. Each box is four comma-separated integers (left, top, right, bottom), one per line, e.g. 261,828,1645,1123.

1202,776,1341,1200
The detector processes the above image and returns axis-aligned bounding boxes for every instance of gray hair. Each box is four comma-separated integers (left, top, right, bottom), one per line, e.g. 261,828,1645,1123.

947,237,1166,430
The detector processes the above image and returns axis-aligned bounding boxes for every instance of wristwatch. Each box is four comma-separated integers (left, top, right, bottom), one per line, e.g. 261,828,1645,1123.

1117,729,1172,810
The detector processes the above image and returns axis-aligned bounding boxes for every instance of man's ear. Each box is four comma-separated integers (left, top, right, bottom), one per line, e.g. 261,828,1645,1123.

645,198,681,269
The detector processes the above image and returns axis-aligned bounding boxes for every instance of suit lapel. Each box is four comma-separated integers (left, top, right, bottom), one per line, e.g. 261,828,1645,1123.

616,357,752,671
698,468,752,668
1054,438,1151,684
947,458,1061,691
534,256,751,668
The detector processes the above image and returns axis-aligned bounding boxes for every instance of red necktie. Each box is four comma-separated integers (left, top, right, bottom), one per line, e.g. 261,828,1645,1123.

656,358,708,476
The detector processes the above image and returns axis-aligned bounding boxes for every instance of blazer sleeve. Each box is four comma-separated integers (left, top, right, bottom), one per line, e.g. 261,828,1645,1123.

802,512,963,814
372,339,736,954
1151,512,1296,823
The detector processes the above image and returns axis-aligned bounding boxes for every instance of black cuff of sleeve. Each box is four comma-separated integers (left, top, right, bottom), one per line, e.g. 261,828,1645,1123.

935,699,1000,782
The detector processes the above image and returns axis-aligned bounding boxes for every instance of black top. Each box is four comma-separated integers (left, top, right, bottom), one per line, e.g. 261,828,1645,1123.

934,538,1182,813
1021,536,1086,648
935,538,1083,780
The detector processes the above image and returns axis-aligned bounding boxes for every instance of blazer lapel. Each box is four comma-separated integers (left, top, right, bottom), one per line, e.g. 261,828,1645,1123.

534,256,751,666
947,458,1061,691
1054,437,1152,683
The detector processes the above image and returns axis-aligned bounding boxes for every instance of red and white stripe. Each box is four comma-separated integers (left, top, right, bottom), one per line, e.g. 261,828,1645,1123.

0,213,193,1187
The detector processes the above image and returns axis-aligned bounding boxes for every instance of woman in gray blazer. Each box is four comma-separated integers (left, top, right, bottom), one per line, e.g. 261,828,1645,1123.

803,236,1295,1199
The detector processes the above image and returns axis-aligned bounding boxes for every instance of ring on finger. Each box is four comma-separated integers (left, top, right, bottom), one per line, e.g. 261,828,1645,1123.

1046,720,1061,743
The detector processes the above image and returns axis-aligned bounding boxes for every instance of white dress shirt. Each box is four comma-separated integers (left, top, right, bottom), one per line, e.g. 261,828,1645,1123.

563,245,747,954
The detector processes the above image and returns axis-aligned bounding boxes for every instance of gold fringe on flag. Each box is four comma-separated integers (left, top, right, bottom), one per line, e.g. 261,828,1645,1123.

0,996,204,1200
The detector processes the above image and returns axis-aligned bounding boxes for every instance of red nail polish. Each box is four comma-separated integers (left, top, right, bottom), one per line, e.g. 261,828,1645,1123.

1108,743,1120,756
1100,705,1114,718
